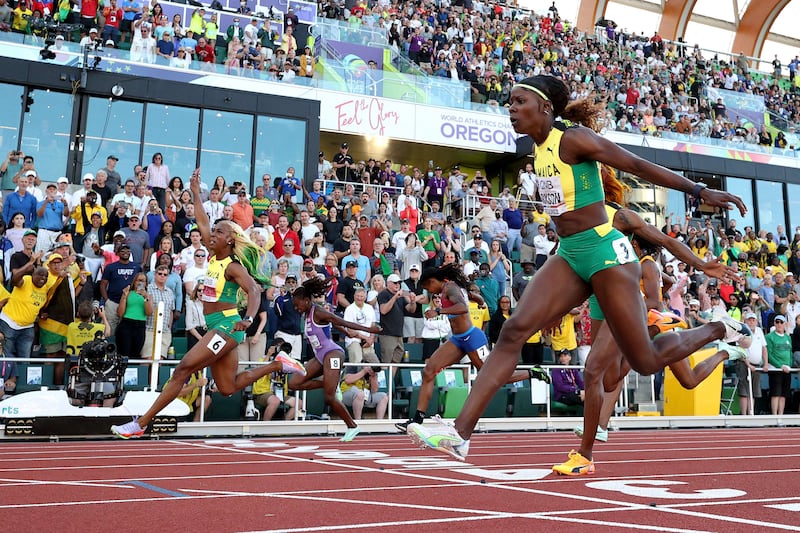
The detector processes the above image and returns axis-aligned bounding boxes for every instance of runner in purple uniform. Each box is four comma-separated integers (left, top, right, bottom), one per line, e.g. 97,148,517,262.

289,276,382,442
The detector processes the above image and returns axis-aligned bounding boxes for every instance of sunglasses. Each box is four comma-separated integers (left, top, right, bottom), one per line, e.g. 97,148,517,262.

156,271,169,276
195,253,206,257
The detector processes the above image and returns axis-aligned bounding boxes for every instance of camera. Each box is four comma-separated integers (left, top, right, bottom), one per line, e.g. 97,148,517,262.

370,365,383,373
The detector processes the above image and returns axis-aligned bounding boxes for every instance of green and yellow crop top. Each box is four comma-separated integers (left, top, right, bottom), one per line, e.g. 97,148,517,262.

200,256,240,304
533,121,604,217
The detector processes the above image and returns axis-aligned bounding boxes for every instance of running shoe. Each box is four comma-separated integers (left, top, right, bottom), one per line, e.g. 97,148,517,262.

276,353,307,376
552,450,595,476
340,426,361,442
718,341,748,362
407,415,469,461
111,418,145,439
528,365,551,384
395,419,412,433
573,425,608,442
647,309,687,333
713,312,752,346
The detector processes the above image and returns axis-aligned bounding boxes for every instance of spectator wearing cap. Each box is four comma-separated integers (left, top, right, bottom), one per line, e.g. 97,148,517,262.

121,213,150,267
35,183,70,254
342,287,379,365
336,259,364,314
332,143,355,181
739,311,768,415
0,262,49,361
766,314,792,415
2,173,36,228
40,250,86,387
99,241,141,336
402,263,425,343
377,273,415,375
72,189,108,240
231,189,254,230
79,26,103,51
8,228,37,279
70,173,96,212
16,169,43,201
142,264,176,359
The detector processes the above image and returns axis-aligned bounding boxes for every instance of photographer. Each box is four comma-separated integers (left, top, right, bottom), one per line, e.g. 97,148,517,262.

0,150,23,191
252,340,303,421
340,364,388,420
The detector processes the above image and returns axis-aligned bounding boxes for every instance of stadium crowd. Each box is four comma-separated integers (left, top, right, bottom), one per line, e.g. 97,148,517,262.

2,0,799,148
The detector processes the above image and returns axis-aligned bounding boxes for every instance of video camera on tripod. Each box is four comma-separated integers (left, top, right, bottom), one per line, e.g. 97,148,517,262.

22,14,83,59
67,339,128,408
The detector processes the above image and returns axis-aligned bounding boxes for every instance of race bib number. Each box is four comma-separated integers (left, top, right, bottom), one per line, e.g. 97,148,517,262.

611,237,636,265
535,177,567,216
476,345,490,362
275,387,284,402
206,333,227,354
201,275,218,302
307,334,321,350
329,357,341,370
364,389,371,403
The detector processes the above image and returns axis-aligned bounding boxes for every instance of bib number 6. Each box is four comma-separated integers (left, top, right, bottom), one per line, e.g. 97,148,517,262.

207,333,227,355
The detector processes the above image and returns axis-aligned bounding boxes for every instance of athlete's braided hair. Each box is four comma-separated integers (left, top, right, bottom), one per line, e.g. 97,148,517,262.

601,164,630,207
294,276,332,300
631,233,660,257
420,263,470,290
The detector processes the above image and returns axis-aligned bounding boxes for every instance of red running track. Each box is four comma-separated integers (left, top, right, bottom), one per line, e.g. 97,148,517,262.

1,427,799,532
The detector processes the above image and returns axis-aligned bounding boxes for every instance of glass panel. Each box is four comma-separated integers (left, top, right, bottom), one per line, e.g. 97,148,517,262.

0,83,22,169
199,110,253,191
255,115,306,191
143,104,199,183
83,97,144,182
725,177,755,232
755,180,785,235
787,184,800,235
19,89,72,182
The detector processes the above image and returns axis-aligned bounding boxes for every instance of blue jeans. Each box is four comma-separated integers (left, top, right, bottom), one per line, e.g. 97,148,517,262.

0,319,34,359
507,229,522,254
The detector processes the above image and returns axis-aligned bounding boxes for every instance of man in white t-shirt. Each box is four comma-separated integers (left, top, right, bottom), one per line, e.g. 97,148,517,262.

738,312,768,416
343,287,379,364
178,228,208,275
110,179,141,217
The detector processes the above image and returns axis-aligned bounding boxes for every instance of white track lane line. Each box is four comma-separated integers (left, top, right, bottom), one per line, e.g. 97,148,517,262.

175,439,800,532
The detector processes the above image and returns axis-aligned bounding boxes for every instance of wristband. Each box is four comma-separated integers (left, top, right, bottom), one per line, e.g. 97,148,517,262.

242,315,254,323
692,182,707,199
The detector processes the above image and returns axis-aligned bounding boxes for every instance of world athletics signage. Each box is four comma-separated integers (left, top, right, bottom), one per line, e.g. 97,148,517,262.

320,91,519,153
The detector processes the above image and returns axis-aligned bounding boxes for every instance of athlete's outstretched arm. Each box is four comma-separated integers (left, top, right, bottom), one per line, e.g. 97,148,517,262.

190,169,211,245
615,207,736,281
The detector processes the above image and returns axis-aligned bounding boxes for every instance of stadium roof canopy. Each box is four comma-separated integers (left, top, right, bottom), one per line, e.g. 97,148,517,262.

560,0,799,67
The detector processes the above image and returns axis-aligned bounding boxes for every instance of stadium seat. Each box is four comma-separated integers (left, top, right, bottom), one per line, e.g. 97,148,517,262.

404,343,424,363
171,336,188,360
436,368,467,418
511,385,542,417
304,388,327,418
550,383,583,416
205,391,243,421
482,387,510,418
14,363,55,393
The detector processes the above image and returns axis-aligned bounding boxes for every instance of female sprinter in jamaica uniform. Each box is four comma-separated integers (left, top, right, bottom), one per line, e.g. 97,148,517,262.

399,263,549,438
558,168,750,474
111,170,306,438
408,75,751,462
288,276,382,442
